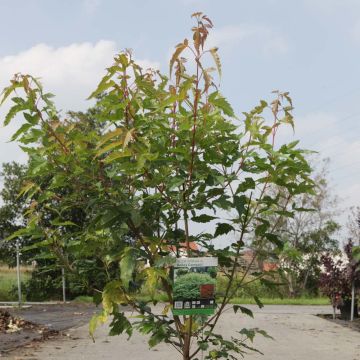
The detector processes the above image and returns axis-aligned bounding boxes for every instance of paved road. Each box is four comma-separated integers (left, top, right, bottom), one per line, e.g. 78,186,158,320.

6,305,360,360
10,303,98,331
0,303,98,355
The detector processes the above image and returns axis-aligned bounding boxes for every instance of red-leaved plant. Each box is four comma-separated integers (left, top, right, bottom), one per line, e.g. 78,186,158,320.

320,240,359,319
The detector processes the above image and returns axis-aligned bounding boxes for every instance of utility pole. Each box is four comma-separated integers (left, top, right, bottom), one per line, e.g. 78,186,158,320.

350,279,355,321
16,239,22,307
62,267,66,303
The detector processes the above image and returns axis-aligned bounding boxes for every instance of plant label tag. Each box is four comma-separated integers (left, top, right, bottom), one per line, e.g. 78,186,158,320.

172,257,218,315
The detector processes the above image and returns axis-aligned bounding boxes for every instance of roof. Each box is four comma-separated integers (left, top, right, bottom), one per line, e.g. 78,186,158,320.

168,242,199,253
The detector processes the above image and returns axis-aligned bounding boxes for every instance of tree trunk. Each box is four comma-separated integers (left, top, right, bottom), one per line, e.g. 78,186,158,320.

183,336,190,360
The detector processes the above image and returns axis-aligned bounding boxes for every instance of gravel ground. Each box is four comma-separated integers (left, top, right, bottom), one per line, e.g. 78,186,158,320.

4,305,360,360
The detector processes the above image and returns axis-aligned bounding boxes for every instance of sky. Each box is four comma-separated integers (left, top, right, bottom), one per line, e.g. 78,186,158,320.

0,0,359,232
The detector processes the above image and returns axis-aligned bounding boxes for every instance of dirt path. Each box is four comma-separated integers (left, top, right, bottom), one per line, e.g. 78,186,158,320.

4,305,360,360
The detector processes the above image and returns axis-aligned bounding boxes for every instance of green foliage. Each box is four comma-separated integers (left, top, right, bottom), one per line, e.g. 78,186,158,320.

109,311,133,338
0,162,30,266
1,12,316,360
174,272,216,300
22,268,63,301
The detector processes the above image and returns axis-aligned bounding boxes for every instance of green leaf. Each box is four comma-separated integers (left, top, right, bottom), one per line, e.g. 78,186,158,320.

102,280,128,312
23,112,39,125
168,177,184,191
209,47,221,78
4,103,25,126
233,195,246,216
22,239,51,252
89,310,108,341
236,178,256,193
96,141,123,157
253,295,264,309
197,340,209,351
104,149,131,163
239,328,256,342
214,223,235,237
256,329,273,340
209,96,234,117
255,221,270,237
97,128,123,149
88,73,116,99
1,81,23,105
50,218,78,227
148,327,168,348
120,248,138,289
6,225,44,241
109,312,133,338
352,246,360,262
123,129,135,149
10,123,33,141
17,182,37,198
264,233,283,250
192,214,217,223
233,305,254,318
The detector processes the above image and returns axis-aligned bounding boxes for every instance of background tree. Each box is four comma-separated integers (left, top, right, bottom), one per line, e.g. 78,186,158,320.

0,162,28,266
1,13,315,359
272,159,340,297
0,110,117,300
347,206,360,246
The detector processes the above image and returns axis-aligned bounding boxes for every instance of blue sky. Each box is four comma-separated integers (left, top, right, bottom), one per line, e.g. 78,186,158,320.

0,0,359,230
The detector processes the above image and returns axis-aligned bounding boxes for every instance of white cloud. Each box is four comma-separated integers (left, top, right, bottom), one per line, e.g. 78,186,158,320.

0,40,159,165
82,0,102,15
276,111,338,144
208,24,289,56
0,40,159,111
277,110,360,212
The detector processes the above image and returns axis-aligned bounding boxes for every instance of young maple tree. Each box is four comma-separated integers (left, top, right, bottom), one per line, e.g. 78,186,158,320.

1,13,315,359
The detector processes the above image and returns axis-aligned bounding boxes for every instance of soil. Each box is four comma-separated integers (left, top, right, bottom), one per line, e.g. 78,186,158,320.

0,309,58,355
1,309,45,333
317,313,360,332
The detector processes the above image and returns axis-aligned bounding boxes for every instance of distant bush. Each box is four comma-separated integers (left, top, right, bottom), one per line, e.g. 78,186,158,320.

216,273,286,299
22,267,107,301
22,269,64,301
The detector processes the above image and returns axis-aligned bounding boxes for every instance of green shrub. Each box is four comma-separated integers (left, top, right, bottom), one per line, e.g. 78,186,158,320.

174,272,216,300
216,273,287,299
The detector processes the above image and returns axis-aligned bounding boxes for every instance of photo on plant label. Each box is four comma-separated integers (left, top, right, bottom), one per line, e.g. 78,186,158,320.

172,257,218,315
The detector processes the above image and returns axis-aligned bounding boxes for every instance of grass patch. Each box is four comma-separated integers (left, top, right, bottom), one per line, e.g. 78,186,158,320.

73,295,93,303
112,293,330,306
0,266,32,301
229,297,330,305
137,293,169,303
